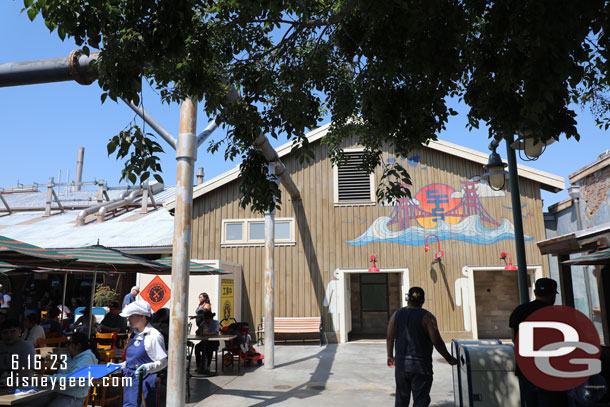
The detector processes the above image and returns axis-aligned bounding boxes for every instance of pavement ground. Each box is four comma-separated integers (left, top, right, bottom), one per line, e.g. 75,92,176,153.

185,342,455,407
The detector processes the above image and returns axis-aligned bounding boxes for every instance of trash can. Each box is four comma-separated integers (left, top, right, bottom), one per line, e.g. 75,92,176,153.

459,344,520,407
452,339,502,407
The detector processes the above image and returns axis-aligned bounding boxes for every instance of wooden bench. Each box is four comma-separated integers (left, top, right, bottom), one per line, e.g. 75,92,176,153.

257,317,324,346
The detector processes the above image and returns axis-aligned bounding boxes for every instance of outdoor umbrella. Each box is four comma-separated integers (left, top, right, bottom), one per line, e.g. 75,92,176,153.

45,245,171,336
0,235,75,267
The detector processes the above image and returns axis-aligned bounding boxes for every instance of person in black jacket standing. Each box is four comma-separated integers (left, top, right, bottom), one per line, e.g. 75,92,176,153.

387,287,457,407
509,277,565,407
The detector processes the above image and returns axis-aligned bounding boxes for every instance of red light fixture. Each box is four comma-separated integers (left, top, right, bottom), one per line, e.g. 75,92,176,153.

500,251,517,270
424,234,444,259
368,255,380,272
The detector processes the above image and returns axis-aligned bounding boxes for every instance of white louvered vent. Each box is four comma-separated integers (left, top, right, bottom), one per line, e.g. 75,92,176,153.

337,152,372,201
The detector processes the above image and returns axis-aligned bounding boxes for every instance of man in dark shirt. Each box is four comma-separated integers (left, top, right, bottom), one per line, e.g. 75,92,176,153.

387,287,457,407
40,307,63,338
100,302,127,333
509,277,563,407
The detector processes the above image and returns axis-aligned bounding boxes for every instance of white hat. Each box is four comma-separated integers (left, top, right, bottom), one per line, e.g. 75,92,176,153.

120,300,152,317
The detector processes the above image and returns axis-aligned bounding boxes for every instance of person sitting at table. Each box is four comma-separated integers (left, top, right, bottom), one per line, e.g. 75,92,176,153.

108,300,167,407
21,313,46,347
29,332,99,407
0,319,35,384
41,307,64,338
72,307,98,334
194,310,220,374
100,302,128,333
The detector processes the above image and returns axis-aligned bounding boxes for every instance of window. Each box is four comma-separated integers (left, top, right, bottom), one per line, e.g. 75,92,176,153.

333,149,375,204
222,218,295,245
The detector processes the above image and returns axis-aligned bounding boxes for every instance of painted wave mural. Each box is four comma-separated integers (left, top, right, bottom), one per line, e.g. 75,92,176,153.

345,215,534,246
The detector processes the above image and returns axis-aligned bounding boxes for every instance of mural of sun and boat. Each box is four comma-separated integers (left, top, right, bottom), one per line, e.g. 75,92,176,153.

346,178,534,247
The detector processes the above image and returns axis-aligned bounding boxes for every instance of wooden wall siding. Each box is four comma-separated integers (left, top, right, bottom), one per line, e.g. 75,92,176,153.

191,139,550,335
474,269,521,339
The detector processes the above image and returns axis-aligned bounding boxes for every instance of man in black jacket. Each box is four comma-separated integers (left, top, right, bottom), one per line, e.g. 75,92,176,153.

387,287,457,407
509,277,565,406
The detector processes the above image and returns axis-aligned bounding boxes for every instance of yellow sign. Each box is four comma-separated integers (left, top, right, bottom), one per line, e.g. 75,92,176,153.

220,278,234,321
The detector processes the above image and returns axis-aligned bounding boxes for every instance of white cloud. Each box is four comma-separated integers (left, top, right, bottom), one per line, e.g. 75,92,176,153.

451,181,505,199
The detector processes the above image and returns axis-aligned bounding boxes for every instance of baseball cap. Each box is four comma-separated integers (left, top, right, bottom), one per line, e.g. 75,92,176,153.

534,278,558,295
120,300,152,317
407,287,425,304
109,301,120,309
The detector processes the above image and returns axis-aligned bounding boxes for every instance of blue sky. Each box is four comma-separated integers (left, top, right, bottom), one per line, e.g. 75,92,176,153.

1,1,607,210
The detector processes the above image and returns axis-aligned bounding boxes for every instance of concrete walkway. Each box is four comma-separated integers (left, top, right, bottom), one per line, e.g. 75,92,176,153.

186,343,455,406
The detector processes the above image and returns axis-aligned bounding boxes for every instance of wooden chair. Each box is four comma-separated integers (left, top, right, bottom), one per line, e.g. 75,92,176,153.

85,374,123,407
37,336,67,348
96,332,117,350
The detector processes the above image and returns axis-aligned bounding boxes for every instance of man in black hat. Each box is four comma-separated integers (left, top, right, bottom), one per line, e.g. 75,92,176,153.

195,309,220,374
509,277,564,406
387,287,457,407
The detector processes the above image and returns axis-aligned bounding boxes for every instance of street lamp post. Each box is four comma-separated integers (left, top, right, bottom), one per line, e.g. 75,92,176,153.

482,135,532,305
505,136,531,304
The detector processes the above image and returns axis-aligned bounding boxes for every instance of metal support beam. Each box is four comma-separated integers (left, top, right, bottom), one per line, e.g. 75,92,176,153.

264,163,278,369
254,134,301,201
123,99,178,150
506,138,530,304
166,98,197,407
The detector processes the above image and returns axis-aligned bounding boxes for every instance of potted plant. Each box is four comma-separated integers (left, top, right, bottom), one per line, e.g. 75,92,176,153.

94,284,119,307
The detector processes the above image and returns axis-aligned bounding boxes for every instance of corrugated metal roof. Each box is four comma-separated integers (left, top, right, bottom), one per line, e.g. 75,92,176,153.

0,208,174,250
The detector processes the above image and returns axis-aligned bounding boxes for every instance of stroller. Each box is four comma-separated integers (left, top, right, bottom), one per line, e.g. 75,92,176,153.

219,318,264,371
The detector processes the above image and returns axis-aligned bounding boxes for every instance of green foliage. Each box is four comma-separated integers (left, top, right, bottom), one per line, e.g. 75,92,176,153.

107,123,164,185
94,284,118,307
20,0,609,210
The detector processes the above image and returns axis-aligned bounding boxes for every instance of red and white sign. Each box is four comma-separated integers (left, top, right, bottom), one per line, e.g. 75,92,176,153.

515,305,601,391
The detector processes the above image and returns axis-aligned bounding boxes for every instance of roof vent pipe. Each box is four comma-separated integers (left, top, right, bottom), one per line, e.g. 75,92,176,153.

196,168,204,185
73,147,85,192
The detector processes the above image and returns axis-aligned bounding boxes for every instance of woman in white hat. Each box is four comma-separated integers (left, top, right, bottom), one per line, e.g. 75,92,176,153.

115,300,167,407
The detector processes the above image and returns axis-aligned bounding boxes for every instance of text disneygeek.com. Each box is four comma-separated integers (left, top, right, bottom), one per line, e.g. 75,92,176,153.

6,374,133,390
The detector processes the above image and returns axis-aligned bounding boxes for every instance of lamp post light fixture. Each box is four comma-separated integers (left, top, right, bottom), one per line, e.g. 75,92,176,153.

424,234,444,259
368,254,380,272
482,147,509,191
510,130,556,161
500,251,517,271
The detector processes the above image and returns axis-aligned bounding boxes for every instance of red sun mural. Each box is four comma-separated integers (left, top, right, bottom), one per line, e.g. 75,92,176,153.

414,184,462,228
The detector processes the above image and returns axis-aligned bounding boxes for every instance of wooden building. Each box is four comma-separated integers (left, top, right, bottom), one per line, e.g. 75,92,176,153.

167,124,564,343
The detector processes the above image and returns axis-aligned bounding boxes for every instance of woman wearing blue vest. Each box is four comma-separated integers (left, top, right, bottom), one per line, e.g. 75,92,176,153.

118,300,167,407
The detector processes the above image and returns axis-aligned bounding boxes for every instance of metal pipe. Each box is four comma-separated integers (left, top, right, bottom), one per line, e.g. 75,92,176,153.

122,99,177,150
0,50,98,87
166,98,197,407
88,270,97,338
196,168,204,185
264,163,277,369
73,147,85,192
96,189,142,222
77,190,130,226
506,137,530,304
196,121,219,147
569,186,594,318
253,133,301,201
61,273,68,321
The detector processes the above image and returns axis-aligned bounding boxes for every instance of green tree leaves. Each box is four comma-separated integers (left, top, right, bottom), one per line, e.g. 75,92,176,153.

107,124,164,186
20,0,609,212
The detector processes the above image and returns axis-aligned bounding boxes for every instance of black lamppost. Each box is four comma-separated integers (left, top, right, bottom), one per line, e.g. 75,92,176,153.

480,134,553,304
